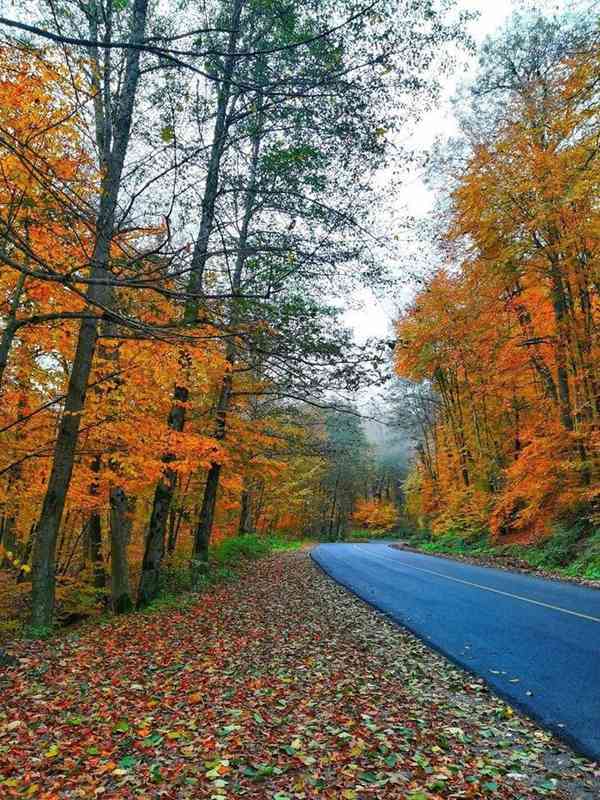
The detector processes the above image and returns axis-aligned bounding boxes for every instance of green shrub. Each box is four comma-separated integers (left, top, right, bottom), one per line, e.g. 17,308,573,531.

144,593,196,614
407,518,599,580
212,534,273,566
159,562,192,595
150,535,302,607
523,523,583,569
55,580,107,622
564,530,600,579
208,565,237,583
268,537,304,552
24,624,53,640
348,528,397,541
211,534,303,566
420,531,492,556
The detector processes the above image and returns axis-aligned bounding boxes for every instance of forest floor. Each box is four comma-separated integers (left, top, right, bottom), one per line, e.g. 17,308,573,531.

1,551,599,800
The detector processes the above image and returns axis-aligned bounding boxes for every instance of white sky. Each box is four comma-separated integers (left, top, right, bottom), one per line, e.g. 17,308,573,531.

345,0,561,343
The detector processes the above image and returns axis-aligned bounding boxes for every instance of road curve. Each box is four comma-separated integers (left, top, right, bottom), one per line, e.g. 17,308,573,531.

311,542,600,760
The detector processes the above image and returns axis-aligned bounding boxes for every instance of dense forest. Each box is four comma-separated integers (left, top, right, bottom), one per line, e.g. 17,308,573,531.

396,11,600,558
0,0,599,640
0,0,467,633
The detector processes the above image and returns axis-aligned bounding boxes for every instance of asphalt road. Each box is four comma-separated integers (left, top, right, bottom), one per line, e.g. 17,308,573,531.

311,542,600,760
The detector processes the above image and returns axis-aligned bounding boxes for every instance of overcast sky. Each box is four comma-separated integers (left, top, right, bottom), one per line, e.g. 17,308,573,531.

345,0,561,344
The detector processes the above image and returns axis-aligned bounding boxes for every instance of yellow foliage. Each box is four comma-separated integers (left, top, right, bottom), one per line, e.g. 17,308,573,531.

352,499,398,531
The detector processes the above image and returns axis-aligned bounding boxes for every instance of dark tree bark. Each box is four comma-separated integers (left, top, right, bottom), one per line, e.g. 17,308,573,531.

137,385,187,607
167,475,190,554
87,511,105,590
85,456,105,591
238,488,253,535
190,89,264,586
549,262,575,432
109,487,133,613
0,273,25,392
0,514,16,568
191,463,221,589
143,0,245,582
167,507,177,554
30,0,150,628
16,524,35,584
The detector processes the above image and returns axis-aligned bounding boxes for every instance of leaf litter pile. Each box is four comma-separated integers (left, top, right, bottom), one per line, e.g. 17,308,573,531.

1,552,598,799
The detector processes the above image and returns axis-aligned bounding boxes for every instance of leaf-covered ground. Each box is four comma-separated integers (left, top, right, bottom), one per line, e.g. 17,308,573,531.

1,552,598,799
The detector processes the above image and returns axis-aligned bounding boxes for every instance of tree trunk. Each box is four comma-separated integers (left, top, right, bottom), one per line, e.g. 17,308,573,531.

190,372,232,585
191,463,221,590
0,273,26,392
88,512,105,590
167,476,190,554
549,262,575,431
85,456,105,590
190,79,265,581
31,317,103,626
109,487,133,613
167,507,178,554
16,524,35,584
137,479,170,606
238,488,253,535
58,527,84,579
0,515,17,568
328,475,339,540
137,385,187,607
143,0,245,567
183,0,245,311
29,0,149,628
514,298,559,403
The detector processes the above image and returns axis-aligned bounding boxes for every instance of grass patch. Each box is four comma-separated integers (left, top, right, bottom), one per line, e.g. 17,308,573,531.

549,528,600,580
214,534,274,565
212,534,304,566
418,531,491,557
348,528,397,541
23,624,54,640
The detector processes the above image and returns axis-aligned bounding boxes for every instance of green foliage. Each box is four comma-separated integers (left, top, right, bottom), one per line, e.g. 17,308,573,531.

23,623,53,640
348,528,395,541
212,535,303,566
143,593,196,614
0,619,22,640
419,530,491,556
212,534,273,565
262,144,323,176
160,556,192,595
565,531,600,580
268,537,305,552
150,536,303,611
407,522,600,580
56,581,107,621
505,523,584,570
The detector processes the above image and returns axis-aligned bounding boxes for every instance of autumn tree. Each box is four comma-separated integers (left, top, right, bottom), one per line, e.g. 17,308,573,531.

396,9,600,542
0,0,471,628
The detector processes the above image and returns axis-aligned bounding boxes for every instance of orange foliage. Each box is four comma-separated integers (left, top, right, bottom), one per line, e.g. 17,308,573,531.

397,45,600,542
352,498,398,531
0,47,333,627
